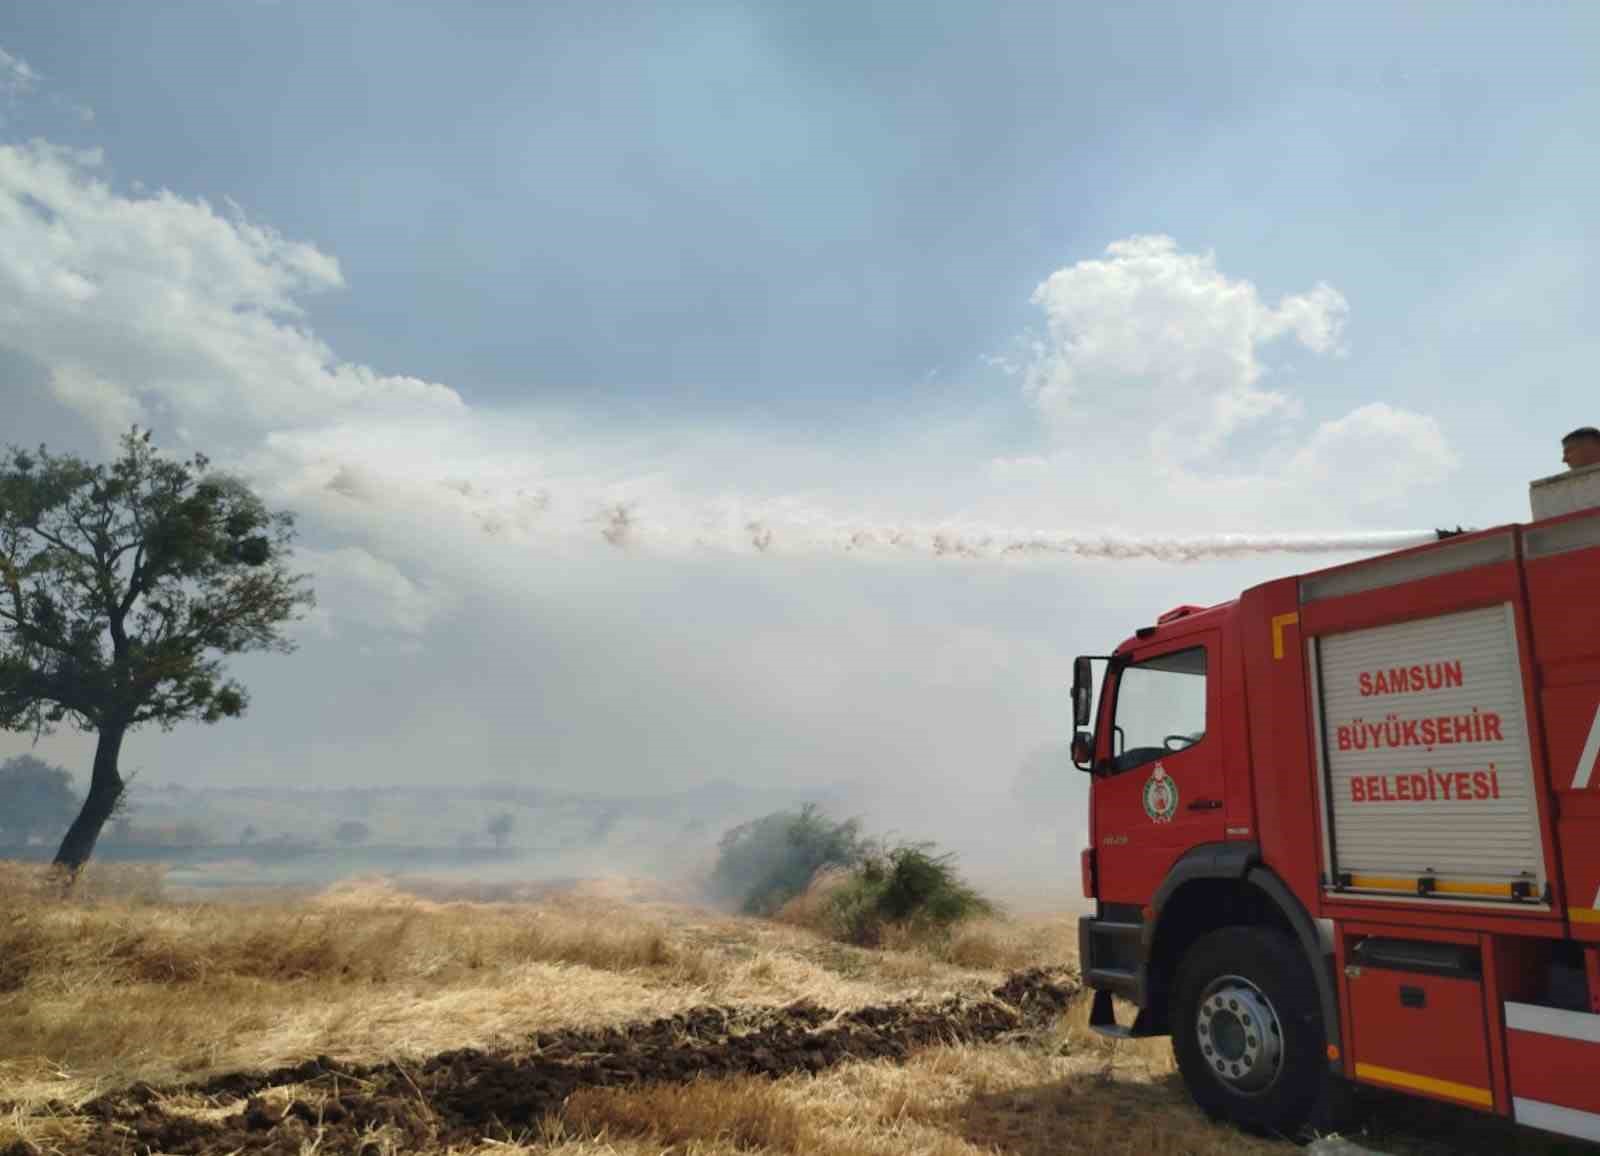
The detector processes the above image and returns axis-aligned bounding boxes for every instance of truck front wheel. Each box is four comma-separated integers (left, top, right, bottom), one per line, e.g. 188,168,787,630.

1170,926,1329,1138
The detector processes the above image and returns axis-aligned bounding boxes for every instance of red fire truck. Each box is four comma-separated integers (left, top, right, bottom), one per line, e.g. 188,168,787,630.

1072,468,1600,1143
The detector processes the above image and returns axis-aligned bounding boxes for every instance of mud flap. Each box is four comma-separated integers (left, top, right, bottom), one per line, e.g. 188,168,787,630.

1088,988,1161,1039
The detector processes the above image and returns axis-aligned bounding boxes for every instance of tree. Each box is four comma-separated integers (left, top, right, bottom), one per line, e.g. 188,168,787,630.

333,819,371,846
486,811,514,850
0,428,313,872
0,753,80,844
710,804,867,915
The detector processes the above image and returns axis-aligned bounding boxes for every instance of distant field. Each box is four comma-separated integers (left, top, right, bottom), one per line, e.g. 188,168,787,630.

0,864,1578,1155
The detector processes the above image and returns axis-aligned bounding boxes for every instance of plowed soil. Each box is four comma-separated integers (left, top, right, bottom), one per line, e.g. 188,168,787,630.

11,967,1078,1155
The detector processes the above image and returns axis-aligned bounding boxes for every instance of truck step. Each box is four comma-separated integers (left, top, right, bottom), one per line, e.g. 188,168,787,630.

1085,966,1142,999
1089,920,1144,940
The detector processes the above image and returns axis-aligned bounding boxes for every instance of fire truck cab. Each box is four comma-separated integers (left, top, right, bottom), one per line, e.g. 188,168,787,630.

1073,463,1600,1142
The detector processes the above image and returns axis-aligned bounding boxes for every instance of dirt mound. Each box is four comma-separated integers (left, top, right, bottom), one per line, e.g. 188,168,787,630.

38,967,1078,1155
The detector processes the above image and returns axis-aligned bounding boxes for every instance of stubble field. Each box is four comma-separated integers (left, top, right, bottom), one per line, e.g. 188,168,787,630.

0,864,1585,1155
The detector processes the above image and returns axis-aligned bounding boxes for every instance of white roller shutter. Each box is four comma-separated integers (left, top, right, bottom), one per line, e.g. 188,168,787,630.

1315,603,1547,901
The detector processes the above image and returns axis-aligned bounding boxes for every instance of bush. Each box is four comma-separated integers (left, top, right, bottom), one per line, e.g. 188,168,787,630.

826,842,996,947
772,866,854,934
710,804,867,916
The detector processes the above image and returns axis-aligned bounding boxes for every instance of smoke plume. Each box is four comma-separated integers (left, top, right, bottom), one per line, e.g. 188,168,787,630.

335,474,1437,563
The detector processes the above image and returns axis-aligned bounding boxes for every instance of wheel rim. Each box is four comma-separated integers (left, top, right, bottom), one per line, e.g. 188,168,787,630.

1195,973,1285,1095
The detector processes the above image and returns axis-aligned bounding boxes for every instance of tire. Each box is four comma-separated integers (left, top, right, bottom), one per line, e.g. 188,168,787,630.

1170,925,1329,1138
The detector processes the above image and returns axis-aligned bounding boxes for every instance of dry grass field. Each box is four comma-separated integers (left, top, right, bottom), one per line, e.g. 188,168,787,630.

0,863,1588,1155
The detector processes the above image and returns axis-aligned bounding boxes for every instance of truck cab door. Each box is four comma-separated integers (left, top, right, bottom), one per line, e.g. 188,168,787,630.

1093,633,1227,904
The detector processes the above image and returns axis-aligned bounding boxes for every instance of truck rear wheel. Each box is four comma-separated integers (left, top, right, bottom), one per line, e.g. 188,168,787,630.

1170,926,1328,1138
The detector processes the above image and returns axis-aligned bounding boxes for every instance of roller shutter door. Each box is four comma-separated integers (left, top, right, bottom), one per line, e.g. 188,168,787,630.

1316,603,1547,900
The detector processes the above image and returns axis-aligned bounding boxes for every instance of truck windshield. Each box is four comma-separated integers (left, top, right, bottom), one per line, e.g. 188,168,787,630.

1110,646,1207,773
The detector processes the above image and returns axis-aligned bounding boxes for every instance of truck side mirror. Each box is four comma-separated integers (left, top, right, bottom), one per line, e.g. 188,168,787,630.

1071,730,1094,771
1071,656,1093,728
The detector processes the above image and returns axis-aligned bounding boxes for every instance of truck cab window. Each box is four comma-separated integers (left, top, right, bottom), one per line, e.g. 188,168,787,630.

1110,646,1207,773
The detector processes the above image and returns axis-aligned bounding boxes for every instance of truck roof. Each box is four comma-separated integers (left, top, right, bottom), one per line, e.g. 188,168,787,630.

1110,520,1522,657
1112,596,1238,655
1108,472,1600,658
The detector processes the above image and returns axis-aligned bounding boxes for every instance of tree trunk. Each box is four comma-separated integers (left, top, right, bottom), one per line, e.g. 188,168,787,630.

53,723,127,873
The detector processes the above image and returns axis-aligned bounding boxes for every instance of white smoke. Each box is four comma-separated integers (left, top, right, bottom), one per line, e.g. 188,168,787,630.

299,462,1436,563
607,511,1438,562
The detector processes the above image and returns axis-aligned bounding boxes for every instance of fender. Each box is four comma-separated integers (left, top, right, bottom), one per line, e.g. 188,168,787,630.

1241,865,1343,1073
1135,842,1343,1070
1082,842,1261,1030
1145,840,1261,922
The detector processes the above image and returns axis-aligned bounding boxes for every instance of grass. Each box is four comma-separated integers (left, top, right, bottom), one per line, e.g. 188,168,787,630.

0,864,1041,1117
0,861,1585,1156
777,868,1055,970
553,1035,1289,1156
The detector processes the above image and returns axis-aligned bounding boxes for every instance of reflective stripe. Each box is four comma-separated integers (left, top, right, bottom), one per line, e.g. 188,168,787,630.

1572,703,1600,790
1571,906,1600,925
1354,1062,1493,1107
1346,875,1415,892
1505,1002,1600,1044
1433,879,1518,897
1272,612,1299,660
1514,1098,1600,1143
1345,874,1516,898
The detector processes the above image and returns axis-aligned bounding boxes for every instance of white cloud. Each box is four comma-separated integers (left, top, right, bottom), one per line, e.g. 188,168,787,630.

1287,402,1458,505
45,364,147,443
1023,235,1348,460
994,235,1453,532
0,47,37,101
292,546,451,639
0,46,95,127
0,136,1459,844
0,141,1456,560
0,141,459,447
986,454,1051,483
0,140,466,642
1264,281,1348,354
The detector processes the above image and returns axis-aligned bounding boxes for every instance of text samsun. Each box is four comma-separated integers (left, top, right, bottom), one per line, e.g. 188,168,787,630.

1358,660,1464,698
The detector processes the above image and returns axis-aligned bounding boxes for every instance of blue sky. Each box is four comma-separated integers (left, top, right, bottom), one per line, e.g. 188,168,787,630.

1,2,1596,876
10,1,1594,446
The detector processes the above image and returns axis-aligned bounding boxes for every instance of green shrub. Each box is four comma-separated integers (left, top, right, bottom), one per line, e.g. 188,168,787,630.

827,842,996,947
710,804,867,916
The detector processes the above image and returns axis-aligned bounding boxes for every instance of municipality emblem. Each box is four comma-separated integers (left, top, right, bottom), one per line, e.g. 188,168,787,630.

1143,764,1178,823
